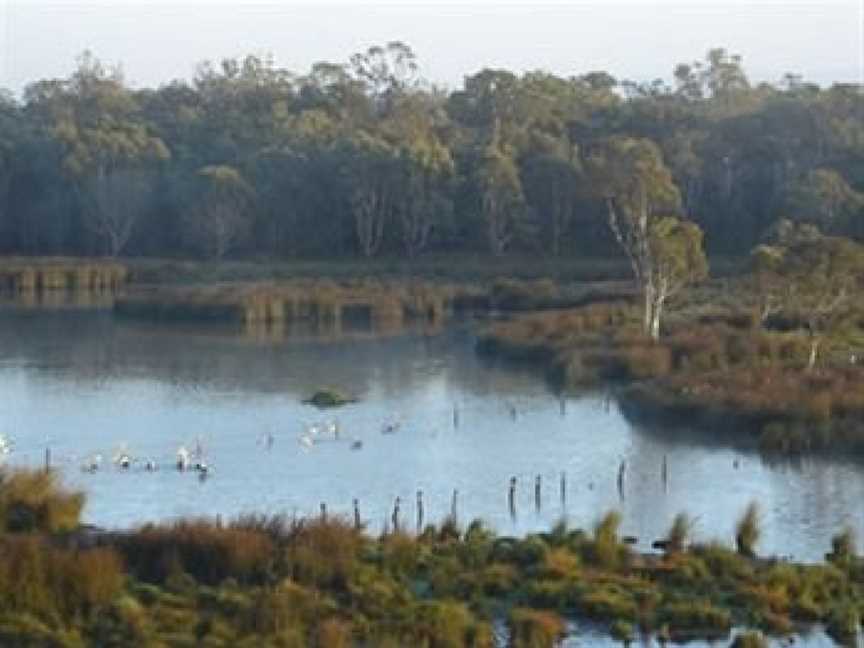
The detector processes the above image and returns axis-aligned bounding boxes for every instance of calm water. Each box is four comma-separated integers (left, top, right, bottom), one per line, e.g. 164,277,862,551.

1,307,863,568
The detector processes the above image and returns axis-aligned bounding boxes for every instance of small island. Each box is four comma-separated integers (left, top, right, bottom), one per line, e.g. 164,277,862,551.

304,387,358,408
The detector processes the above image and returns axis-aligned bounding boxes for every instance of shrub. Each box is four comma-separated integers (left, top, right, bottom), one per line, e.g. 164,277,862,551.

730,631,768,648
508,608,566,648
0,469,84,533
413,601,477,648
828,527,857,567
314,618,352,648
666,513,693,554
579,586,638,621
587,511,628,570
539,547,580,580
610,619,635,644
118,518,275,586
735,502,761,558
0,536,124,623
826,602,860,644
285,517,362,590
658,600,731,636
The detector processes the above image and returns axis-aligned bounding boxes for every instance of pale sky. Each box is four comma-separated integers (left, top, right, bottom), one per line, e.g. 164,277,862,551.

1,0,863,95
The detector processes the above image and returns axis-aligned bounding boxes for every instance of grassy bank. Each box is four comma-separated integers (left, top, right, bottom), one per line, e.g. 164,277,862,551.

1,469,864,647
476,281,864,455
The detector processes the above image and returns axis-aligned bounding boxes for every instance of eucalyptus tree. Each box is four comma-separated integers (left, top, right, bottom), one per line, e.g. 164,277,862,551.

783,168,864,235
341,132,401,257
27,53,169,256
520,153,582,256
475,129,525,257
589,136,707,339
185,165,256,259
751,235,864,369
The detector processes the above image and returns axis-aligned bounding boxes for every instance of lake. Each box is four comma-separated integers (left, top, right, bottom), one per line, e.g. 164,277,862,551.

0,306,862,571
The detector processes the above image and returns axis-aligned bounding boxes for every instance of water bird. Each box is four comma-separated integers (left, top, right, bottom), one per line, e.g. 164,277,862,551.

327,420,339,439
381,421,400,434
506,402,517,420
0,434,12,457
176,446,191,471
299,434,314,449
82,453,102,473
116,453,132,470
622,536,638,545
258,431,275,450
145,459,158,472
350,439,363,450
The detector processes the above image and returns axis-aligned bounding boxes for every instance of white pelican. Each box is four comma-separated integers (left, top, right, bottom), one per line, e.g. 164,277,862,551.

298,434,314,449
82,453,102,473
176,446,191,471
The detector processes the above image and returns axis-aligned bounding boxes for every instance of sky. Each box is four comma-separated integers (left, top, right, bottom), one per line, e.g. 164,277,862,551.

1,0,863,95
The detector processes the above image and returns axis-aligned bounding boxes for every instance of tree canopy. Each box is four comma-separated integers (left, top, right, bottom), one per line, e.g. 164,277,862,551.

0,46,861,261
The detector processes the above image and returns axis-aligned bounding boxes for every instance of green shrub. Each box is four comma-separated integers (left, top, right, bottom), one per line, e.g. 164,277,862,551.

666,513,693,554
610,618,635,643
0,469,84,533
580,586,638,621
826,602,860,644
587,511,628,570
829,527,857,567
508,607,566,648
735,502,761,558
658,600,731,636
730,631,768,648
119,518,275,586
0,536,124,623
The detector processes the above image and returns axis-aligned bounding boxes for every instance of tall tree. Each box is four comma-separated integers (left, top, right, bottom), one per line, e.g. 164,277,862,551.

520,154,582,256
476,131,525,256
35,53,169,255
752,236,864,369
185,165,255,259
589,136,705,338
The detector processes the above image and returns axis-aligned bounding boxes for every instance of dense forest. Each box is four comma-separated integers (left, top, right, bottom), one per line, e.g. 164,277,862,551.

0,43,862,260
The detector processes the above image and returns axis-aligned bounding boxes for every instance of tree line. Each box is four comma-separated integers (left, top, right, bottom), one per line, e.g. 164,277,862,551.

0,43,862,261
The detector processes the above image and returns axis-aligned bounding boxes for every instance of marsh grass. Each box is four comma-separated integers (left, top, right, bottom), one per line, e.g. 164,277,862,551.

1,469,864,645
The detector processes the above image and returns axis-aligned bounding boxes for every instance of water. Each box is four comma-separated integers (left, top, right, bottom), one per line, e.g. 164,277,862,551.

0,308,862,567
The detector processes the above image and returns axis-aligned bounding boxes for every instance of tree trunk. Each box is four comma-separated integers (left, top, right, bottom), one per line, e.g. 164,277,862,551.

642,282,655,338
807,336,820,371
650,294,664,341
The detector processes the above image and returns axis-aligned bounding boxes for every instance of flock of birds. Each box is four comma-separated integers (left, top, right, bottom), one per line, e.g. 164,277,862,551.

0,414,407,481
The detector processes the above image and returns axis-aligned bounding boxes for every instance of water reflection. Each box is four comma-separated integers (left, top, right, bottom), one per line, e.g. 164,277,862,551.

0,309,862,565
